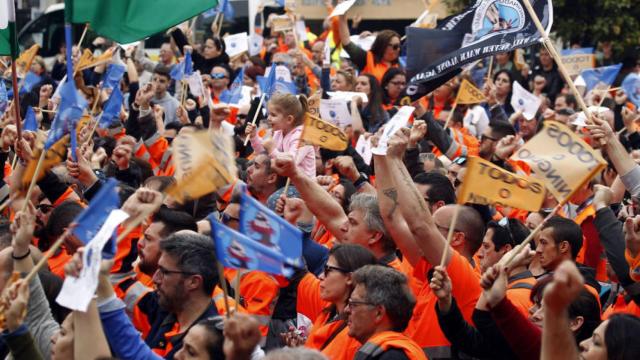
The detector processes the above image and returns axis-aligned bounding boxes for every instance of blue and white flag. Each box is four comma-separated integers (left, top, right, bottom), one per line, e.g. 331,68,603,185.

580,64,622,93
72,178,121,258
170,51,193,81
239,192,302,267
622,73,640,108
212,220,293,277
220,67,244,104
45,78,87,150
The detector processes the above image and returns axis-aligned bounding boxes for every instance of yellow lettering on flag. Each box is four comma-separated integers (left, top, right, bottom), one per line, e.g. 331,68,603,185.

76,48,114,72
510,121,606,201
457,157,545,211
15,44,40,76
456,79,485,105
20,135,69,190
301,113,348,151
167,130,237,203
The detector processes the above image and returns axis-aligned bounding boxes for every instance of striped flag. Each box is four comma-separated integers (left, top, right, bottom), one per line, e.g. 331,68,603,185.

0,0,18,58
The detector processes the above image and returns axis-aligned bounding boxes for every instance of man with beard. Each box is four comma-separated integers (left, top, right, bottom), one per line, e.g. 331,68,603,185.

245,152,286,204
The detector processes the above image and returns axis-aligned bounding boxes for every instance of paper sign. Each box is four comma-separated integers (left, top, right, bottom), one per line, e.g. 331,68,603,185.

327,91,368,104
355,134,373,165
560,48,595,76
271,15,294,33
56,210,130,312
329,0,357,18
511,81,542,120
295,20,308,42
186,71,204,98
225,32,249,58
350,35,376,51
371,106,414,155
265,64,292,84
573,106,610,127
319,98,352,128
323,40,331,65
249,33,263,56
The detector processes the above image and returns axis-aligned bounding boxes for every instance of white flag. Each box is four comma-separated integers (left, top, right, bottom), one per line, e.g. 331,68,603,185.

56,210,129,312
319,98,352,128
224,32,249,58
372,106,414,155
511,81,542,120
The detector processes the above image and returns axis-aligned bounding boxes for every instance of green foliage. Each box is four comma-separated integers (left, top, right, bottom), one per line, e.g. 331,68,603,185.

442,0,640,54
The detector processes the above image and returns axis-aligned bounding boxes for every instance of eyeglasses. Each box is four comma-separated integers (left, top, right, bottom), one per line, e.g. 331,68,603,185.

347,298,375,308
480,134,498,142
221,212,240,225
36,204,54,213
211,73,228,79
388,44,400,51
323,265,348,277
155,266,195,280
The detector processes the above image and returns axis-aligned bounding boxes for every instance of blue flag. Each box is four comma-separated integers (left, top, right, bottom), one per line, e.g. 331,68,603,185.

22,72,42,93
257,66,296,99
0,80,7,116
70,125,78,162
219,0,235,21
170,51,193,81
65,24,73,81
99,87,124,128
102,64,126,92
23,107,38,132
72,178,121,258
220,67,244,104
45,78,88,150
622,73,640,108
211,220,293,277
580,64,622,93
202,8,217,18
239,192,302,267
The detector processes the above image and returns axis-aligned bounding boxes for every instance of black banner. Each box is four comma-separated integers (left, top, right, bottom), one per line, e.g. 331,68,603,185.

399,0,553,104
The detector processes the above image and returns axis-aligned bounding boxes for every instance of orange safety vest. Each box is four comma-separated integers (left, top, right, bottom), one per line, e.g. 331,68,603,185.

432,127,479,159
355,331,428,360
305,311,362,360
567,204,608,282
363,51,398,83
506,271,536,317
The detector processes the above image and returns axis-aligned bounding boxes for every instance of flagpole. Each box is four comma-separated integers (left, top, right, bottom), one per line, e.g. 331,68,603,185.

21,150,46,212
486,56,494,82
443,91,461,129
10,59,22,140
216,14,225,37
233,271,241,306
439,204,461,267
217,263,232,317
77,23,90,50
243,93,266,146
520,0,592,122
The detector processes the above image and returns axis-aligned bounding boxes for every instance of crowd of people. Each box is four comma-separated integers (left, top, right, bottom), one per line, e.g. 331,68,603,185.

1,1,640,360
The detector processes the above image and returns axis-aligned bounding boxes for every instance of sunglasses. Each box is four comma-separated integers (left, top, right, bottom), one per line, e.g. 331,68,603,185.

388,44,400,50
211,73,228,80
323,265,348,277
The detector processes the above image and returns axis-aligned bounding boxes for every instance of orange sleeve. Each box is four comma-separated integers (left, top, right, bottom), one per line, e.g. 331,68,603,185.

240,272,279,317
296,272,329,322
447,251,482,320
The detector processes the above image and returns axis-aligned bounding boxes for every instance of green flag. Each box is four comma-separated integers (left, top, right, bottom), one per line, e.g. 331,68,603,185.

66,0,218,44
0,0,18,58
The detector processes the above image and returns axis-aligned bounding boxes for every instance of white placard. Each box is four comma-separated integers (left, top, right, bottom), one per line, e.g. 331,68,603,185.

327,91,368,104
371,106,414,155
249,33,264,57
295,20,308,42
355,135,373,165
319,98,352,128
511,81,542,120
329,0,357,18
224,32,249,58
56,210,129,312
350,35,376,51
574,106,610,127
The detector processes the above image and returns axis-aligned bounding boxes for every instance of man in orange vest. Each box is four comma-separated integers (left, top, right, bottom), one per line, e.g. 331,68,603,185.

346,265,427,360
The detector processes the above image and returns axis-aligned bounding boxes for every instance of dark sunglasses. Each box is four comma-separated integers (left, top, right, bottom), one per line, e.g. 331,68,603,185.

388,44,400,50
323,265,348,277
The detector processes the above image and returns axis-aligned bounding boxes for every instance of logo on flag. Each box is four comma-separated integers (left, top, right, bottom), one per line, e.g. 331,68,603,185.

239,192,302,266
580,64,622,93
466,1,526,46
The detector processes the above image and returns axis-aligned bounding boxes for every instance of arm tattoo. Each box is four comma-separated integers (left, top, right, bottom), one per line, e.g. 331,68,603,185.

382,187,399,220
396,161,428,212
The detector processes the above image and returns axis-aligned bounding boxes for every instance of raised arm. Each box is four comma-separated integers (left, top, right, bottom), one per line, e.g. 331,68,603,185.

272,154,348,241
374,152,423,266
385,128,451,266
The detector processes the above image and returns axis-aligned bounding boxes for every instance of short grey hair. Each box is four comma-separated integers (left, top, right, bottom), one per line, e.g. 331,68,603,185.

352,265,416,332
348,193,394,251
